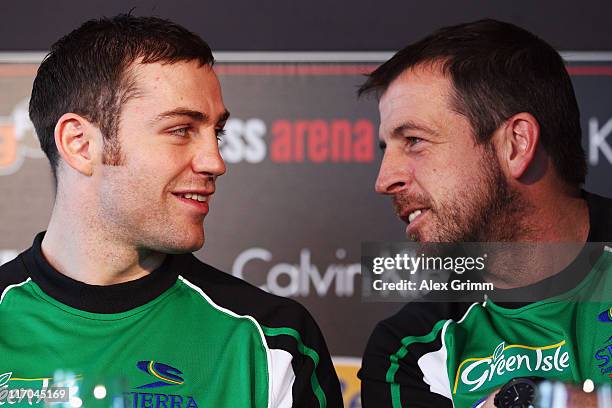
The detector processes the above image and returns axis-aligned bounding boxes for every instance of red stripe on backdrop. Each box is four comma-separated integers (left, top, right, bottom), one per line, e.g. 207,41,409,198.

214,64,612,77
1,63,612,77
0,64,39,76
566,66,612,76
214,64,378,76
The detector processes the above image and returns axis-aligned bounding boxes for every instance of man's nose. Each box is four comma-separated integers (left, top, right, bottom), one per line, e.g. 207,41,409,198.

191,134,226,178
375,150,411,195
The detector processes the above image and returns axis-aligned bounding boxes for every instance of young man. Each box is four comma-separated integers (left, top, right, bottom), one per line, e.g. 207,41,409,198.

0,15,341,408
358,20,612,407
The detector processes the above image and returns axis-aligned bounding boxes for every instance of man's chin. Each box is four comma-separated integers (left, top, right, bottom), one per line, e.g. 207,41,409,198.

161,241,204,255
405,231,421,242
180,234,205,253
406,228,458,244
405,223,430,242
155,231,205,254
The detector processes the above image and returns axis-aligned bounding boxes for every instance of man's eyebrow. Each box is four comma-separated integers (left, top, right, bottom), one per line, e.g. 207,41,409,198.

149,108,230,125
378,120,437,151
150,108,208,124
392,120,439,137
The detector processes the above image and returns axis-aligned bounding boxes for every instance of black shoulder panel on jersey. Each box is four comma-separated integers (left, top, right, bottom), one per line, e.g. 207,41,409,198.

175,253,317,331
0,252,30,294
175,254,343,408
359,301,472,408
587,192,612,241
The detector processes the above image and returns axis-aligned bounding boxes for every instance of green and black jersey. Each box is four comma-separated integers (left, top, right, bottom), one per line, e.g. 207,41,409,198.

0,233,342,408
359,192,612,408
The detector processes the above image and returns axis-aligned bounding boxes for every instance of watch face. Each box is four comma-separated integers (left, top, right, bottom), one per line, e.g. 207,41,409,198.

494,378,536,408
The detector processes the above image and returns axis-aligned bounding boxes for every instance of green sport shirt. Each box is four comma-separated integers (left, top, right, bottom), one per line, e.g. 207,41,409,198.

359,192,612,408
0,233,342,408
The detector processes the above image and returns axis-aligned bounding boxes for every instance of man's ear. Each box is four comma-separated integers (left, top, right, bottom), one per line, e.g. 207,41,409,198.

54,113,100,177
497,112,540,180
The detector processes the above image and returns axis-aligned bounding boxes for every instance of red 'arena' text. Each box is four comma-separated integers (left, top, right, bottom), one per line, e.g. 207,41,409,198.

270,119,374,163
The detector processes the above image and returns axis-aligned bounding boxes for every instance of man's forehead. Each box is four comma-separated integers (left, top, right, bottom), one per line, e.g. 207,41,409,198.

380,66,450,109
128,60,216,92
123,60,226,118
378,66,453,133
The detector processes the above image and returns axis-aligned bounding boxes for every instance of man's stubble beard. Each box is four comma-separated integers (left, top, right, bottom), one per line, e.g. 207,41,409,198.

395,145,532,243
97,147,206,255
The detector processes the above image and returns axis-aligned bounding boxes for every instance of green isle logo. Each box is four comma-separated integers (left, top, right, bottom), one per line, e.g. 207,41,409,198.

453,340,570,393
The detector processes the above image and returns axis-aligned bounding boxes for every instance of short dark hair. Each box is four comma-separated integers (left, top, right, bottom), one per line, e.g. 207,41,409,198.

29,14,215,180
359,19,586,186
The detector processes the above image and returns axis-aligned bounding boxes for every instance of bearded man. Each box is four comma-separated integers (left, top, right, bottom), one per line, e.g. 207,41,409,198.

358,19,612,408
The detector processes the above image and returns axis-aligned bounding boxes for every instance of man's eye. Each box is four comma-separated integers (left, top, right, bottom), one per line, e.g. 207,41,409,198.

215,128,226,142
406,136,423,146
170,127,191,137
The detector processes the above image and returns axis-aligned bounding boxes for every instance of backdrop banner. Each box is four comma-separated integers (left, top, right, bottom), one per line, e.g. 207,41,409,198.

1,54,611,407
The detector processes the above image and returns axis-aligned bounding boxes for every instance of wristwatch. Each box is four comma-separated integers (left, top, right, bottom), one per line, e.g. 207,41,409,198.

493,377,537,408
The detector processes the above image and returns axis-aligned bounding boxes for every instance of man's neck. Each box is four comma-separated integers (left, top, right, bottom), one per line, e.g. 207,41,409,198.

484,189,590,289
41,206,166,286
